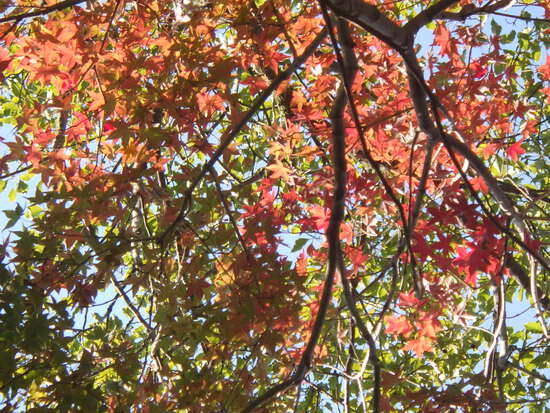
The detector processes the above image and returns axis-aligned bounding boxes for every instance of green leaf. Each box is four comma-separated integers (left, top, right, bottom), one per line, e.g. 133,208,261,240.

8,187,17,202
491,19,502,35
3,204,23,230
292,237,308,252
525,322,543,334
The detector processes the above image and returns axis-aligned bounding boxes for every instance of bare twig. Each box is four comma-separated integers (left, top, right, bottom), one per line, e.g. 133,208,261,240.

110,274,153,332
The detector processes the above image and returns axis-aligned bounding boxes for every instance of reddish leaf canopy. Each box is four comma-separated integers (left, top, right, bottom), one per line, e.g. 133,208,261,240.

0,0,549,412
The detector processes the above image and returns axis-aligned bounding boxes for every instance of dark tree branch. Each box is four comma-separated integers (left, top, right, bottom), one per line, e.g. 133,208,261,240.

505,256,550,312
240,25,346,413
321,1,420,296
328,15,380,412
53,110,69,149
326,0,408,49
0,0,88,24
403,0,460,38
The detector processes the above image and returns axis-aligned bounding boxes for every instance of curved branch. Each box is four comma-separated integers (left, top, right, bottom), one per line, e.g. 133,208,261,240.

403,0,459,38
240,25,347,413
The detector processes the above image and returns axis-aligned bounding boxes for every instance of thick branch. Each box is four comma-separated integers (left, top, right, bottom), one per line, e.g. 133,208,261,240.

324,15,381,412
326,0,408,49
403,0,460,38
321,1,417,292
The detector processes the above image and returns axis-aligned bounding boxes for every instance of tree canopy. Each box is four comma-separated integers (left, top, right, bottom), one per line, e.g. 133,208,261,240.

0,0,549,411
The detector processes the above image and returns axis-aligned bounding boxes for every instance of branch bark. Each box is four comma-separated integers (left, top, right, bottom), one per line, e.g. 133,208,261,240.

0,0,88,23
240,23,347,413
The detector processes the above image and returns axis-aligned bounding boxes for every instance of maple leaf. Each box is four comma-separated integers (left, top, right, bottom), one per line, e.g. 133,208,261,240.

398,290,424,308
241,76,268,95
34,130,55,145
25,144,42,166
416,312,442,339
346,246,369,274
454,245,479,287
264,48,288,73
434,23,454,58
0,46,11,79
385,315,413,338
470,177,488,194
506,139,525,161
470,60,487,79
538,55,550,79
307,205,331,232
266,158,293,183
196,90,225,116
401,336,434,358
103,122,116,134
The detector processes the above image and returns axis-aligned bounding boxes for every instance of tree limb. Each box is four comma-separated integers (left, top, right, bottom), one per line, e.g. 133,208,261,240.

0,0,88,23
403,0,460,38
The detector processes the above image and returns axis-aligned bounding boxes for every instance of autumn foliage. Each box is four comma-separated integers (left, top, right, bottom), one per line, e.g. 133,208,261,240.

0,0,549,411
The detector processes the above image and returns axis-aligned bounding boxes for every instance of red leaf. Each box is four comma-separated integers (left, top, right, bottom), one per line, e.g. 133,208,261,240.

538,55,550,79
398,290,424,308
25,144,42,166
506,140,525,161
401,336,434,358
196,91,225,115
385,315,413,338
103,122,116,134
470,60,487,79
434,23,454,57
470,177,488,194
416,312,442,339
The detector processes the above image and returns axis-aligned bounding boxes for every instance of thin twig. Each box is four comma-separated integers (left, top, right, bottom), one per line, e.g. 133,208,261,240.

208,165,252,261
110,274,153,332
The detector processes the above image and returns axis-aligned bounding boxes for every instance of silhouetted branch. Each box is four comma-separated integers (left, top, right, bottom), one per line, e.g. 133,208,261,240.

240,24,346,413
0,0,87,23
403,0,459,37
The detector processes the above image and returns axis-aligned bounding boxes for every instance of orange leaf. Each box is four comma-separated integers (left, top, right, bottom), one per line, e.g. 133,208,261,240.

401,336,434,358
385,315,413,338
